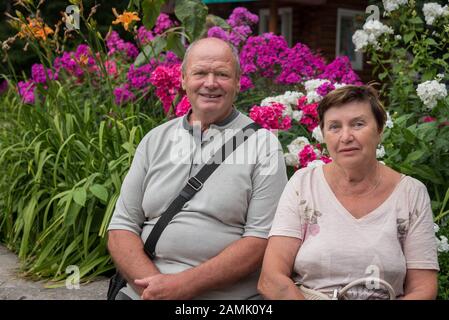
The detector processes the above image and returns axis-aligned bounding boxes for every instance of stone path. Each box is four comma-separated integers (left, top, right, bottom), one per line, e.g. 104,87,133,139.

0,244,109,300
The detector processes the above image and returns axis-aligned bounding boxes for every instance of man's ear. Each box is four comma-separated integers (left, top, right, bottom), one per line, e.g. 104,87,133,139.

181,74,186,90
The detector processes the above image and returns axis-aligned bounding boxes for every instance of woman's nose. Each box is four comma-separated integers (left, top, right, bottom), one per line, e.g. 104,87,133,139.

340,126,354,143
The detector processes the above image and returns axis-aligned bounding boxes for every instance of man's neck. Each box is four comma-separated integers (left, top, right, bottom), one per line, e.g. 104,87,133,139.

189,108,234,132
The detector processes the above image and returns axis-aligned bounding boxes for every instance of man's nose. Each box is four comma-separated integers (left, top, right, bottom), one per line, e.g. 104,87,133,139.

204,73,217,88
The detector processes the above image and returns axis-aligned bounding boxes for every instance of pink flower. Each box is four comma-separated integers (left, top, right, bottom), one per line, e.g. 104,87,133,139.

105,60,117,77
249,102,291,130
422,116,436,123
150,64,182,114
299,144,317,168
298,98,319,132
175,95,191,117
320,155,332,164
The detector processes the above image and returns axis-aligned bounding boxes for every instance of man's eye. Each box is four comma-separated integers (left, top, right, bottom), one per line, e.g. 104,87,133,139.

354,122,365,127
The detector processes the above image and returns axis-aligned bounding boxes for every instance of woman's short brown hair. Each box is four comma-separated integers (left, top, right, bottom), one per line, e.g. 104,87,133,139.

317,84,387,132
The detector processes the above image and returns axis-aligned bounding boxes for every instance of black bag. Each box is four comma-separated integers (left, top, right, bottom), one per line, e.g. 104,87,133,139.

107,272,127,300
107,123,260,300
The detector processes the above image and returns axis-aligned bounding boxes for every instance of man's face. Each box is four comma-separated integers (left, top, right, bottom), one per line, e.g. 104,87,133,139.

182,39,240,119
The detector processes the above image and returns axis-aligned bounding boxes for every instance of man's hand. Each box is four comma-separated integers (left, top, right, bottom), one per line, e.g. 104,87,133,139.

134,273,193,300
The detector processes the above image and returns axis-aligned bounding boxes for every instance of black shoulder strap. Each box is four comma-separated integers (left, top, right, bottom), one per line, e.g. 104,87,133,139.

144,122,261,259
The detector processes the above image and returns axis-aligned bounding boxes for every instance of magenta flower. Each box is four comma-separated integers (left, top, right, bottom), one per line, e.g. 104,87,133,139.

320,56,361,85
113,84,135,105
249,102,292,130
316,82,335,97
31,63,56,83
175,95,191,117
227,7,259,28
137,26,154,46
17,80,36,104
239,75,254,91
106,31,139,60
154,13,175,35
207,26,230,42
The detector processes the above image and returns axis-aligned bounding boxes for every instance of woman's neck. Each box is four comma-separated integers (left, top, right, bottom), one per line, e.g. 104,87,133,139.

327,160,382,197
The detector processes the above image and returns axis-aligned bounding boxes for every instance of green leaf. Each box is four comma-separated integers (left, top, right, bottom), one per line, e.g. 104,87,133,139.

142,0,165,30
409,16,423,24
425,38,438,46
403,32,414,44
134,35,167,67
166,33,186,59
404,149,425,163
402,128,416,144
175,0,208,41
378,71,388,81
89,184,109,203
73,188,87,207
206,14,230,30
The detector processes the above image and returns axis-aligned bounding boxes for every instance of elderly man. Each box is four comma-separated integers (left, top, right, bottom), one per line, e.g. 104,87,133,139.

107,37,287,300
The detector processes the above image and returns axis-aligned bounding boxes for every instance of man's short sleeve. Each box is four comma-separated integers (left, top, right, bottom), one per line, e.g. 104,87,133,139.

107,134,150,236
243,130,288,238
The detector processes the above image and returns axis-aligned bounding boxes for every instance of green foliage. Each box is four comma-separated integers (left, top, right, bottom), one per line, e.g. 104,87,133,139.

0,79,164,284
175,0,208,41
359,1,449,298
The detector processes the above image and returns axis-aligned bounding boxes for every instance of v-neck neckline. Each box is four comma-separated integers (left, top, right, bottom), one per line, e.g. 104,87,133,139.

318,165,406,223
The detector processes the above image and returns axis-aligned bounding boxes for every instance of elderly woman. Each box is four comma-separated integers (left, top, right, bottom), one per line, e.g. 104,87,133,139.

258,85,439,300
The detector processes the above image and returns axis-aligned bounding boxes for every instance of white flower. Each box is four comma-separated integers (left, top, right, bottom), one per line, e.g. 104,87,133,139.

353,30,369,52
416,79,447,109
352,20,394,52
292,110,303,122
287,137,310,155
306,91,323,103
333,83,347,90
395,34,402,41
306,159,326,168
376,145,386,159
382,0,408,13
312,126,324,143
434,223,440,233
385,111,394,129
423,3,449,26
284,153,299,167
436,235,449,253
304,79,330,103
304,79,329,93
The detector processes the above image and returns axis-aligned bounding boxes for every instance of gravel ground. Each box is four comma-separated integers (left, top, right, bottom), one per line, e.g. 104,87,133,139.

0,244,110,300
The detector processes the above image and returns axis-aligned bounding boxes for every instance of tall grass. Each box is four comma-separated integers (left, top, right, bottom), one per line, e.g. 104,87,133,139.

0,78,164,284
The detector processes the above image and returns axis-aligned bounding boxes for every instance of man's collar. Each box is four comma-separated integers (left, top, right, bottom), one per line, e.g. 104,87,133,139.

182,108,239,132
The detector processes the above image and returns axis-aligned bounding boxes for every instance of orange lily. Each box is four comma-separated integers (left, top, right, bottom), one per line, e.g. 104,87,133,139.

18,18,54,41
112,9,140,31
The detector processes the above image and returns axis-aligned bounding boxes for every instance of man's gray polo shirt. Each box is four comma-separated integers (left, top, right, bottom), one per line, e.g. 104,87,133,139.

108,109,288,299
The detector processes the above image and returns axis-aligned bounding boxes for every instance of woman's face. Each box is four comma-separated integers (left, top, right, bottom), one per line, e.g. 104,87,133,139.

322,101,381,168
